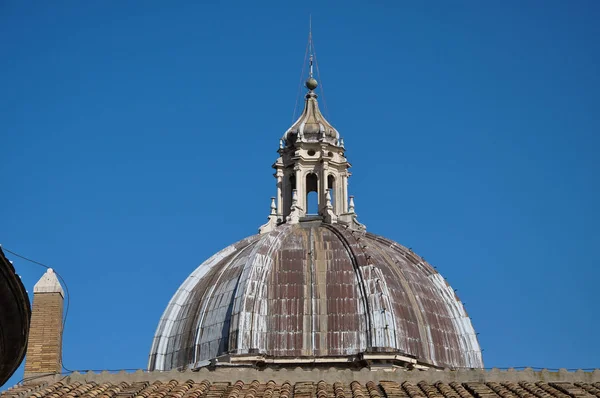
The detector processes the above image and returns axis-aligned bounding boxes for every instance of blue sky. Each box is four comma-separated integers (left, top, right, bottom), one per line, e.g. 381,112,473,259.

1,1,599,387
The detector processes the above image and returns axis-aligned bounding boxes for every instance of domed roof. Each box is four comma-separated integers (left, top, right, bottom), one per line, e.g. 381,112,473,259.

282,91,340,148
148,221,483,371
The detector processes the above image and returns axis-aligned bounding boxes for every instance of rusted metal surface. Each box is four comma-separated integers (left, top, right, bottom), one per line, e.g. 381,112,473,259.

149,221,483,371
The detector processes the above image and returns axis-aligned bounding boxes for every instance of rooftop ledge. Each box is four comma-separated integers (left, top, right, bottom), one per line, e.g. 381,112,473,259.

23,367,600,386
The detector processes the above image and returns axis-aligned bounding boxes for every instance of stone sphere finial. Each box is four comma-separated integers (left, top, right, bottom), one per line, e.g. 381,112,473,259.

306,77,318,91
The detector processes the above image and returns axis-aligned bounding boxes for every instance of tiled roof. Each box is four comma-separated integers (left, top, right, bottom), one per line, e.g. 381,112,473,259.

3,373,600,398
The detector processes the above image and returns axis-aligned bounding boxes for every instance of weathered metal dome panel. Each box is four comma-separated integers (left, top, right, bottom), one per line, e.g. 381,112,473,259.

148,235,260,370
365,234,481,367
149,223,483,371
258,224,368,357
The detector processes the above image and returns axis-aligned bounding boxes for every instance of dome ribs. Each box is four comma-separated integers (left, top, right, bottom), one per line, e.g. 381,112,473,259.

366,231,482,369
263,225,308,357
317,226,367,355
325,225,385,352
237,226,294,357
364,239,421,356
149,234,261,371
151,221,481,370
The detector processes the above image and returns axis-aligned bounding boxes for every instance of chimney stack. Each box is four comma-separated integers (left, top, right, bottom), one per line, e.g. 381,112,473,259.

23,268,64,379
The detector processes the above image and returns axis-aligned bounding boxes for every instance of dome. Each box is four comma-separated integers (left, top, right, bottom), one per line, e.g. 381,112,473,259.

148,221,483,371
282,91,340,147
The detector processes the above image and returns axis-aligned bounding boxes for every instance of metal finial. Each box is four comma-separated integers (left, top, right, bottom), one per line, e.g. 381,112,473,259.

309,14,313,78
305,15,318,91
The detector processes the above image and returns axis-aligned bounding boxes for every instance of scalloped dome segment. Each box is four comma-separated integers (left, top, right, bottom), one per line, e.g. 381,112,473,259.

149,222,483,371
282,92,340,147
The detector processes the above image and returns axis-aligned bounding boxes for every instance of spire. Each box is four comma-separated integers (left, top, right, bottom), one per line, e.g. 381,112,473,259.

283,24,337,148
306,15,318,92
309,14,313,79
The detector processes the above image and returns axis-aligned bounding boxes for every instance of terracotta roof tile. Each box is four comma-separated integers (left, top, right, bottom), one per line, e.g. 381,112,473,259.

576,383,600,397
448,382,473,398
4,373,600,398
536,383,573,398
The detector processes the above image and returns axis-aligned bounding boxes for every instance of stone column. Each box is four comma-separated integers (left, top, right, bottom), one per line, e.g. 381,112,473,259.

295,167,305,217
319,162,328,215
24,269,64,379
276,169,283,216
342,173,349,213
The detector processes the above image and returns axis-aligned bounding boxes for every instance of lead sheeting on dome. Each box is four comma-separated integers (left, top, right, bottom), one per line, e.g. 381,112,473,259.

148,223,483,371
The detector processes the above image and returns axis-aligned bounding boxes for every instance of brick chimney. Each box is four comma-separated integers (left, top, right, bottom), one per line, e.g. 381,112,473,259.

23,268,64,379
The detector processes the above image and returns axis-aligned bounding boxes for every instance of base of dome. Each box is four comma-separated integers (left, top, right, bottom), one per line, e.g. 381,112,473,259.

191,352,441,372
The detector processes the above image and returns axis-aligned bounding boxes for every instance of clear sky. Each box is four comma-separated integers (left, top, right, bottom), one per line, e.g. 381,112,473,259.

1,1,599,387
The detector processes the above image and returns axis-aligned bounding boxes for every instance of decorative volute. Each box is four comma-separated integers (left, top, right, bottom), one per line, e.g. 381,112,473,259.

259,60,365,234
